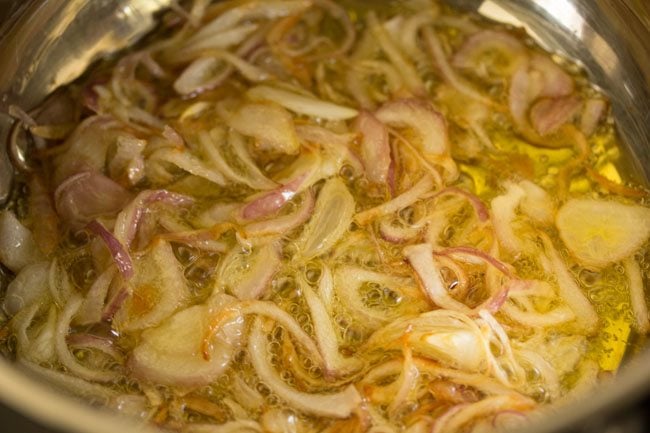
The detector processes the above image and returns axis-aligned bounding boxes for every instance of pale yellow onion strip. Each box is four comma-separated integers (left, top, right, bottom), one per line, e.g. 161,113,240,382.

247,85,358,120
204,300,323,365
388,128,445,187
333,267,407,329
248,318,361,418
295,177,356,260
623,257,650,334
562,359,599,401
55,295,119,383
198,129,276,190
76,267,116,325
189,0,312,42
366,11,425,95
354,175,434,226
422,26,495,107
299,276,363,376
500,302,574,327
478,310,526,387
244,191,314,237
387,343,419,418
12,303,41,355
150,148,226,185
229,130,279,189
182,22,260,54
48,258,73,308
231,374,265,411
539,234,598,334
403,243,473,315
431,394,535,433
361,357,512,397
399,11,437,63
490,182,526,255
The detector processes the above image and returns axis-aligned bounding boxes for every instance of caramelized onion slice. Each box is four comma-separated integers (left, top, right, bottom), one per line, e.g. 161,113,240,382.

113,241,190,332
248,318,361,418
556,198,650,267
130,300,243,387
353,110,391,184
228,102,300,154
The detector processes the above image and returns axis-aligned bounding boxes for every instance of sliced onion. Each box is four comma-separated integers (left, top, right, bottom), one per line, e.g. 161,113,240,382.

518,180,555,225
150,147,226,185
195,202,239,228
354,110,391,184
387,343,419,418
228,102,300,154
217,243,280,300
436,246,514,279
355,175,434,226
130,301,243,388
54,171,132,228
624,257,649,334
555,198,650,267
114,189,195,248
296,177,355,260
430,187,489,222
3,261,50,316
376,99,448,157
247,85,358,120
295,124,364,175
108,134,146,186
530,95,582,136
67,333,123,363
199,128,277,190
86,220,134,280
490,182,526,255
112,241,191,332
431,394,535,433
187,1,311,45
245,190,314,237
540,234,598,333
239,171,310,221
422,27,494,107
405,244,511,314
299,276,363,376
378,217,423,244
203,300,323,365
366,11,425,96
76,267,116,325
181,22,260,56
248,317,361,418
56,295,119,382
0,211,44,272
333,266,423,330
452,30,527,76
174,51,272,95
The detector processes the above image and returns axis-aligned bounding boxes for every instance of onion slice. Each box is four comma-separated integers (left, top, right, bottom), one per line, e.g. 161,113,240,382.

217,243,280,300
353,110,391,184
86,221,134,280
248,317,361,418
247,85,358,120
296,177,355,260
0,211,44,272
355,175,434,225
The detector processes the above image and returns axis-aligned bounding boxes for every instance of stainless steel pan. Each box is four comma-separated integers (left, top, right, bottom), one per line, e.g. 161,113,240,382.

0,1,648,432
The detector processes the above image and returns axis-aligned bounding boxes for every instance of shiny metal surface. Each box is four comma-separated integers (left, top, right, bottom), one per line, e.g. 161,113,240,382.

0,1,648,432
